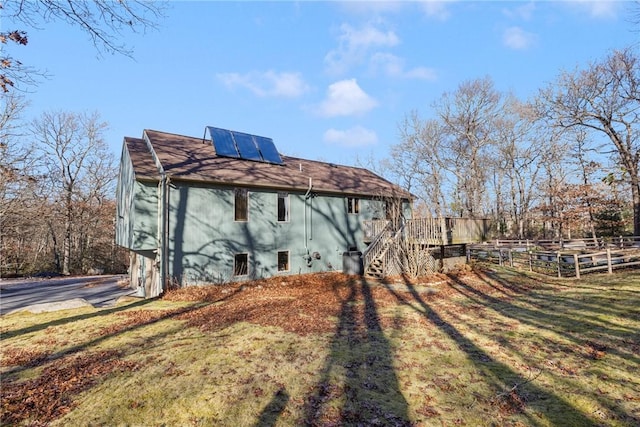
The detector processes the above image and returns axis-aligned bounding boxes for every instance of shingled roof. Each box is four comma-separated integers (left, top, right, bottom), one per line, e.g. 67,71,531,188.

125,129,411,199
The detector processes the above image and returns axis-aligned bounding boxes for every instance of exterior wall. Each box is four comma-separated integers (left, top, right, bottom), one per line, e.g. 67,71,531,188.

115,145,135,249
166,181,386,285
128,250,160,297
115,146,158,251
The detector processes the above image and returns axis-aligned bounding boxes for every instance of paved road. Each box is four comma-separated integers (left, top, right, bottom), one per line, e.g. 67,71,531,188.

0,275,138,315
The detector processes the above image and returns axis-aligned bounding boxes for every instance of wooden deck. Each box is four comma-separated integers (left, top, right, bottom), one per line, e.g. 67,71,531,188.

364,217,490,245
362,217,490,278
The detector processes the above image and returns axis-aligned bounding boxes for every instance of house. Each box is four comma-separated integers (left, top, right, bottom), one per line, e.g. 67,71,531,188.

115,127,412,297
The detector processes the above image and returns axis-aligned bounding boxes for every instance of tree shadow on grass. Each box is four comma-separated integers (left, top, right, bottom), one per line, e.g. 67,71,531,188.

254,387,290,427
459,270,640,366
0,286,250,425
302,276,412,426
1,297,155,339
461,269,640,425
381,275,602,427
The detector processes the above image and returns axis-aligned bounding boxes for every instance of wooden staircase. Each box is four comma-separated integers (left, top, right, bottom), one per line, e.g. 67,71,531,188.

363,222,401,279
364,255,385,279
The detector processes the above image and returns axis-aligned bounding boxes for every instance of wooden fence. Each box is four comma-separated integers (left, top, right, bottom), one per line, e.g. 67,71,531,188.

468,238,640,278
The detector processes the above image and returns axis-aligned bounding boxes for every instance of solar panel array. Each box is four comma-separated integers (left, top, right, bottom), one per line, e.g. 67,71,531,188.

206,126,283,165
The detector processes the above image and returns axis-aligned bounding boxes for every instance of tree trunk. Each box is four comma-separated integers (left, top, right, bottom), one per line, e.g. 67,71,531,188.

632,177,640,236
62,191,72,275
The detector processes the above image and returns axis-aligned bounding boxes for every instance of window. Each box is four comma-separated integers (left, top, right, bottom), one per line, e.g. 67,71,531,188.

234,253,248,276
235,188,248,221
278,192,289,222
277,251,289,272
347,197,359,214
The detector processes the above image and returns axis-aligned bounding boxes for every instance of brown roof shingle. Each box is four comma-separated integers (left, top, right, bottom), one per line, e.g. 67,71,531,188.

126,129,410,199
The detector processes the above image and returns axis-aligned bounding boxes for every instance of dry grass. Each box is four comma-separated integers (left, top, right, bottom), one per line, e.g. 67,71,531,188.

1,267,639,426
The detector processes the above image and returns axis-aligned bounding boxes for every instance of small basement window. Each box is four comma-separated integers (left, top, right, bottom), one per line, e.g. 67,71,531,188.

234,253,248,276
235,188,248,221
347,197,359,214
278,192,289,222
277,251,289,272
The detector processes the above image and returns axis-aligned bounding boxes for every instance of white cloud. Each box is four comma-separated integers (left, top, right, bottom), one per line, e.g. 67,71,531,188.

216,71,310,98
503,2,536,21
325,22,400,75
574,0,618,19
317,79,378,117
503,26,536,50
370,52,437,80
419,0,454,21
337,1,404,15
323,126,378,148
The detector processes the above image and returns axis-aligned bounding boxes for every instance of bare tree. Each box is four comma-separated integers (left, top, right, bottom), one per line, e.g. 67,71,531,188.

434,76,502,218
396,112,449,217
536,48,640,235
1,0,165,92
493,97,548,238
32,111,113,275
0,93,40,276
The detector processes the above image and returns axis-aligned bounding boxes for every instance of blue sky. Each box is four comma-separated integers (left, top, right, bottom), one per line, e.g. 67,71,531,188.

8,1,639,167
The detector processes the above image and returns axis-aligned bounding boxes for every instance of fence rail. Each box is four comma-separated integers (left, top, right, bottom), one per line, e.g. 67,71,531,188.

489,236,640,251
468,240,640,278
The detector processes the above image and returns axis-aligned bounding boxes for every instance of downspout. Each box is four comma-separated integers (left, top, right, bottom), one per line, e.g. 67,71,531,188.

304,177,313,259
160,175,169,294
143,130,168,297
156,174,168,295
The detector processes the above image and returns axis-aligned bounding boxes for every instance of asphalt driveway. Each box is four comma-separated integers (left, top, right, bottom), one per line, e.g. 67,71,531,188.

0,275,138,315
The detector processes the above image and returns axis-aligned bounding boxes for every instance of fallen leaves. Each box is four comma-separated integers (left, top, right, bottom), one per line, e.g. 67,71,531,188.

1,350,139,425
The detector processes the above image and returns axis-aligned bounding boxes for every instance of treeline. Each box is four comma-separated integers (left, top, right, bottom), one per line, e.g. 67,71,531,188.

384,48,638,239
0,95,127,277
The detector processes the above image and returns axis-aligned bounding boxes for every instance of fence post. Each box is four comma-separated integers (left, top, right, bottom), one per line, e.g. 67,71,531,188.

607,248,613,274
498,249,503,266
466,246,471,264
528,251,533,272
573,253,580,279
557,252,562,278
509,249,514,268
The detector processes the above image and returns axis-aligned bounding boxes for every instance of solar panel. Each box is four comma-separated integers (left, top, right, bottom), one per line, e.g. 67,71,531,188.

205,125,283,165
232,131,263,162
254,135,283,165
207,126,239,158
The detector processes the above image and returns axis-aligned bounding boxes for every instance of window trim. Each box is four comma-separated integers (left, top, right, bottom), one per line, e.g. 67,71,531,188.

277,250,290,272
277,192,290,222
234,188,249,222
234,253,249,276
347,197,360,214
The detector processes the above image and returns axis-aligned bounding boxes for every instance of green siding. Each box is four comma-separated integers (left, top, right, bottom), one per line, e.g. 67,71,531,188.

166,182,387,284
115,144,158,251
132,182,158,250
115,145,135,248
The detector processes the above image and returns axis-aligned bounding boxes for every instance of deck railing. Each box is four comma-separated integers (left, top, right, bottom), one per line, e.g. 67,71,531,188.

364,217,489,245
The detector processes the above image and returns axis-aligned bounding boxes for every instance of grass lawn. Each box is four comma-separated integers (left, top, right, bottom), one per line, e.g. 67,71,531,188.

1,266,639,426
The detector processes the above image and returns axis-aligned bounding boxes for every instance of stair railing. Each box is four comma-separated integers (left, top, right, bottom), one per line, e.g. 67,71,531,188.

363,221,406,277
363,221,393,272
